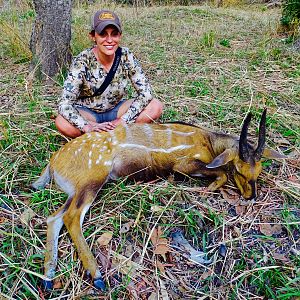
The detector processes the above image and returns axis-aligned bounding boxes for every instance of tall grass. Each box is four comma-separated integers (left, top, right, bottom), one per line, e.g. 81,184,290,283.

0,1,33,62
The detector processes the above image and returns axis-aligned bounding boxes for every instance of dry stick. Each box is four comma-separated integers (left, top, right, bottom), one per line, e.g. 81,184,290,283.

16,273,40,299
139,192,177,264
230,265,295,284
276,181,300,201
246,191,270,233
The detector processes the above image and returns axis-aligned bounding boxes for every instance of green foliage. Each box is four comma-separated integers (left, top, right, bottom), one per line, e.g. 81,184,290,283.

186,80,211,97
0,4,33,62
201,31,216,48
219,38,231,47
281,0,300,35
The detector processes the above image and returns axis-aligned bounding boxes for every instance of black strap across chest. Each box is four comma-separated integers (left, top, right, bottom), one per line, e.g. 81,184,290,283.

83,47,122,99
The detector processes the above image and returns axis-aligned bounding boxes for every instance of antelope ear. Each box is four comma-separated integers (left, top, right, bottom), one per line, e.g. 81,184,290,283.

206,149,236,169
263,148,287,159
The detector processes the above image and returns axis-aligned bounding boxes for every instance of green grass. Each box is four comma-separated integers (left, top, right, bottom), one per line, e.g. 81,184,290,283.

0,1,299,299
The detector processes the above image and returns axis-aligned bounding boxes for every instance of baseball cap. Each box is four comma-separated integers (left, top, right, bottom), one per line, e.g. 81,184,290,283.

91,10,122,34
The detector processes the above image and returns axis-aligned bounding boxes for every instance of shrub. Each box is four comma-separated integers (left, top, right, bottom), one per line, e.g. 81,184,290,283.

281,0,300,36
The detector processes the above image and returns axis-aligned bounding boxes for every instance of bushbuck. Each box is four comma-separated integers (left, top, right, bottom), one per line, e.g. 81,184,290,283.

32,109,285,290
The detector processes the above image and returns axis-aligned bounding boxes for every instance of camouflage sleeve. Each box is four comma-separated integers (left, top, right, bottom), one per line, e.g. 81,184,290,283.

121,50,154,123
57,57,89,130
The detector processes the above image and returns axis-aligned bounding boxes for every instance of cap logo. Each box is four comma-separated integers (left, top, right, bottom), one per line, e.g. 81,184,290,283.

99,12,115,20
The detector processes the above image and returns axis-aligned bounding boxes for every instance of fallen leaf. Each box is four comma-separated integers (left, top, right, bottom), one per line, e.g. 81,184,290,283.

234,226,241,236
170,231,211,264
53,278,62,289
20,208,36,225
120,220,134,234
273,253,289,262
288,175,299,183
111,250,143,276
124,243,134,257
150,227,171,261
259,223,282,236
97,231,113,246
220,188,240,205
235,205,246,216
0,217,8,224
151,205,165,213
97,249,111,270
200,269,213,280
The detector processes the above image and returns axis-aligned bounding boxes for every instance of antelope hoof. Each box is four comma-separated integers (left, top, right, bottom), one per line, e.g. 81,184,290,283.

94,277,106,291
42,279,53,290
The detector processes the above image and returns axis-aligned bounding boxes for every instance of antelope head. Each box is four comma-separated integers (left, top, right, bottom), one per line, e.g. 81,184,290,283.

207,109,286,200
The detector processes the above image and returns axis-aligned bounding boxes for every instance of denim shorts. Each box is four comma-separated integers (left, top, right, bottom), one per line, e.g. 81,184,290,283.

76,100,126,123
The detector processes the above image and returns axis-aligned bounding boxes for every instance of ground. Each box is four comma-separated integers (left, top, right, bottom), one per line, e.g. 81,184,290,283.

0,2,299,300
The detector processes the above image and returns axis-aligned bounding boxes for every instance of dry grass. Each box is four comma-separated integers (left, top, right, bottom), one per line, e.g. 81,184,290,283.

0,1,300,299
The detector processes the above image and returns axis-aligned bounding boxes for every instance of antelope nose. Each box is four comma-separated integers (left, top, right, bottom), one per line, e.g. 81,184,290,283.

245,194,256,201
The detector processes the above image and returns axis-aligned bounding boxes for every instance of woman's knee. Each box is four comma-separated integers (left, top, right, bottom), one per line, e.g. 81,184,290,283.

151,98,164,118
55,115,82,138
136,98,163,123
146,98,163,120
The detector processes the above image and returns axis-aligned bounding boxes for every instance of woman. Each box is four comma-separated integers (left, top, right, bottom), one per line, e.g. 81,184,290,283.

55,9,163,138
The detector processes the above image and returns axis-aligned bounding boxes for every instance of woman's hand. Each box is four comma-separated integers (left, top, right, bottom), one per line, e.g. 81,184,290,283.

111,118,126,126
82,121,116,133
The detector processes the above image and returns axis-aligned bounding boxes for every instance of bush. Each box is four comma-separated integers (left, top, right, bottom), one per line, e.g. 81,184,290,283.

281,0,300,36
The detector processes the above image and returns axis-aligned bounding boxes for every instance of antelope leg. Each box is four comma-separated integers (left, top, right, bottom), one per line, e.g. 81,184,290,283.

63,194,105,290
43,207,65,290
207,172,228,191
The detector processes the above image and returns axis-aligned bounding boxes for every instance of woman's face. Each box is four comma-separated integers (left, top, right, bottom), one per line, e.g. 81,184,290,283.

94,26,121,57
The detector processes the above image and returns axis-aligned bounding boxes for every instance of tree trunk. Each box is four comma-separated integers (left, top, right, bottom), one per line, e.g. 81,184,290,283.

30,0,72,80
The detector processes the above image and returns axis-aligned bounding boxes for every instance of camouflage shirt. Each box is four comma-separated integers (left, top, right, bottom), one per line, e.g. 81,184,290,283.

58,47,154,130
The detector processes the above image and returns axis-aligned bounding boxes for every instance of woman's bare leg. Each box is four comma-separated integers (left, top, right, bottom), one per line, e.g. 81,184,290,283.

55,98,163,138
117,98,163,123
55,109,96,138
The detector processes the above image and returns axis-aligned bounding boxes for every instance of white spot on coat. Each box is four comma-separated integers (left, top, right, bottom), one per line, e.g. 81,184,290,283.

119,143,193,153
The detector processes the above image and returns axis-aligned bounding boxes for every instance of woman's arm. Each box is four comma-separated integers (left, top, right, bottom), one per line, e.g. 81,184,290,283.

58,56,89,131
120,50,154,123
